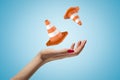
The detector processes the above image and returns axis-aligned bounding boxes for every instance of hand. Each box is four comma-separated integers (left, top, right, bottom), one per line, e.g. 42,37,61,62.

11,40,87,80
40,40,87,63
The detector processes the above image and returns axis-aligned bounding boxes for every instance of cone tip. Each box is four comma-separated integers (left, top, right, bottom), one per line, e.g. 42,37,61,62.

78,21,82,25
45,20,50,25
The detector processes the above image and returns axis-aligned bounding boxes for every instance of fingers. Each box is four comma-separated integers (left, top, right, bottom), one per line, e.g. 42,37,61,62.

75,40,87,55
70,43,75,49
76,40,81,48
54,40,86,56
80,40,87,51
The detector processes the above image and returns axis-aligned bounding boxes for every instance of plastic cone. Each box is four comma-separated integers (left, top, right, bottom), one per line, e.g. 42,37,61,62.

64,6,82,25
45,20,68,46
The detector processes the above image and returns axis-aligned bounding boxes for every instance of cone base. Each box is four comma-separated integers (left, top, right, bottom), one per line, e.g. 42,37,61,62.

64,6,79,19
46,31,68,46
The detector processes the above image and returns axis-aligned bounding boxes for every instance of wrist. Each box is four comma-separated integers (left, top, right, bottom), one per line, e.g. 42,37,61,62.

37,52,47,65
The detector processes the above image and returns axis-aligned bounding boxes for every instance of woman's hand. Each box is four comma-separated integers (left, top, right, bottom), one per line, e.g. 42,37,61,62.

40,40,87,63
11,40,87,80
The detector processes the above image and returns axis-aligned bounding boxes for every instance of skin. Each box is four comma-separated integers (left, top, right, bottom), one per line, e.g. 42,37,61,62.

11,40,87,80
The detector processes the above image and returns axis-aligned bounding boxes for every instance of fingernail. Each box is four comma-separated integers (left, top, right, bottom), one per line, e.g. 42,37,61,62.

67,49,74,53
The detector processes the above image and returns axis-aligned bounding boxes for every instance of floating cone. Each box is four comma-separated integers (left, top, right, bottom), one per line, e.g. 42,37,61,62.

64,6,82,25
45,20,68,46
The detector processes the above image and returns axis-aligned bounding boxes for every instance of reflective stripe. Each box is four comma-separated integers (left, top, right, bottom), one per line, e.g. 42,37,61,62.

46,24,54,30
70,13,78,19
48,29,60,37
75,18,80,23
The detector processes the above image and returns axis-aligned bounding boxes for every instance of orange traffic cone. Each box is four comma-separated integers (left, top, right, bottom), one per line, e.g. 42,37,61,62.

45,20,68,46
64,6,82,26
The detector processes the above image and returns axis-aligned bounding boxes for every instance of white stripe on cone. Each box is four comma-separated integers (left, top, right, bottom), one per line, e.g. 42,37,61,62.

75,18,80,23
70,13,78,19
70,13,80,24
46,24,54,30
48,29,60,37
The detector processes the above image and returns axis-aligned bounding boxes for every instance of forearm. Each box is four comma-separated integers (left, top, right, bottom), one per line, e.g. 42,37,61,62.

11,53,44,80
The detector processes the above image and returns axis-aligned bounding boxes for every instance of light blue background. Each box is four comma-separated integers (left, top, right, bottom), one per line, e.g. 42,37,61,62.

0,0,120,80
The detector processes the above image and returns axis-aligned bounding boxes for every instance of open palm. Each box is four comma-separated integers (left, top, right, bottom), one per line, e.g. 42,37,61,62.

40,40,87,63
